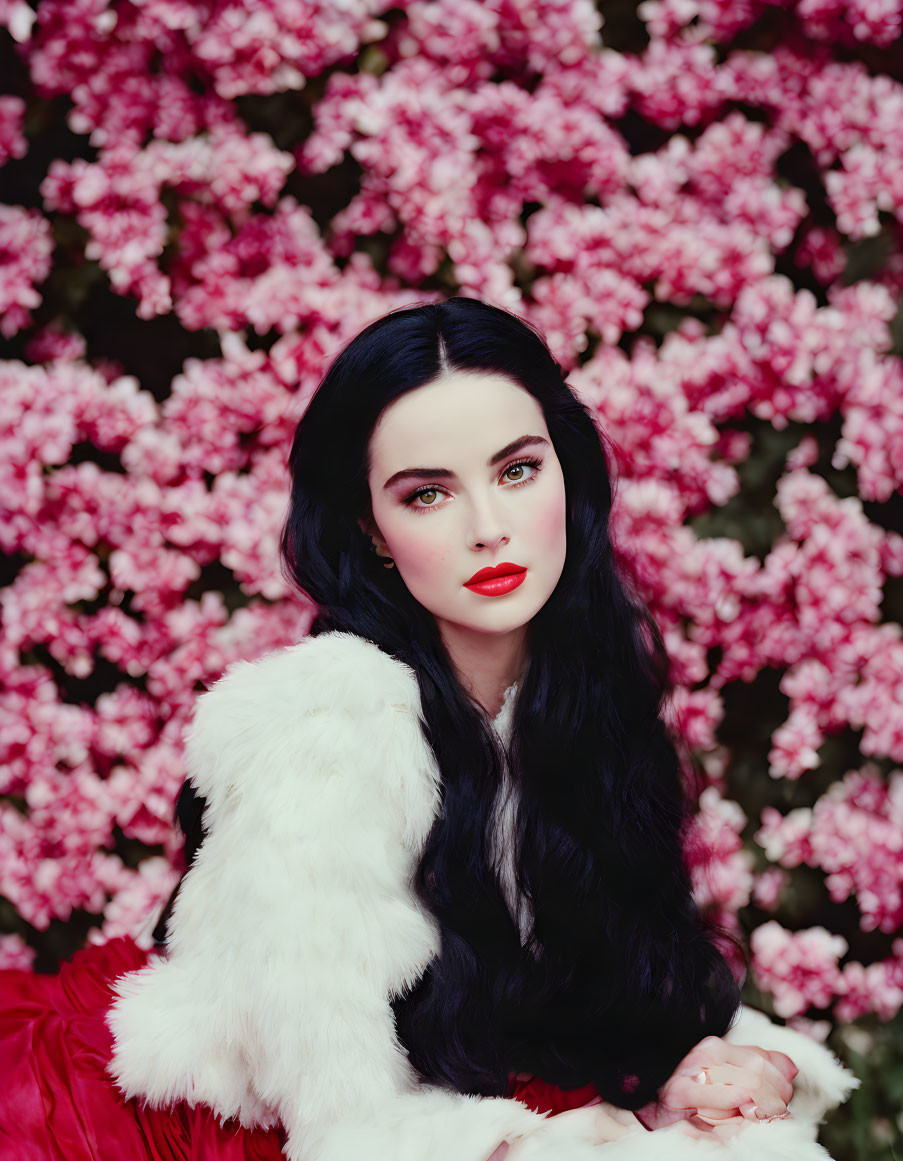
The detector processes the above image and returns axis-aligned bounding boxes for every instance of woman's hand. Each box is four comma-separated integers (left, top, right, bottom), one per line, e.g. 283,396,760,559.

654,1036,798,1129
494,1038,799,1158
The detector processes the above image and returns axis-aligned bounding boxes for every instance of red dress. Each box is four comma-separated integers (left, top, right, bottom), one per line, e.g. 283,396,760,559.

0,936,600,1160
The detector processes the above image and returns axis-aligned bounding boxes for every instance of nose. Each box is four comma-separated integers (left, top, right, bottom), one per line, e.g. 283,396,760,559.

472,531,509,552
466,492,510,553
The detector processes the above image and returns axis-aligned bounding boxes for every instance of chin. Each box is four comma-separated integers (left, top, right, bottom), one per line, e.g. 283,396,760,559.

432,609,531,639
467,607,542,636
475,620,533,637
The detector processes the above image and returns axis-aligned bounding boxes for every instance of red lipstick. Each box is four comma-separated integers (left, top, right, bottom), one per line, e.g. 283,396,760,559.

464,562,527,597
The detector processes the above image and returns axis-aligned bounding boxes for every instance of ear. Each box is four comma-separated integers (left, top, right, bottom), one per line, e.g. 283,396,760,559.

358,514,388,557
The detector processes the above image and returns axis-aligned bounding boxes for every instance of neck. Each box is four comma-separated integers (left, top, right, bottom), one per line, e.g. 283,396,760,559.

437,621,529,720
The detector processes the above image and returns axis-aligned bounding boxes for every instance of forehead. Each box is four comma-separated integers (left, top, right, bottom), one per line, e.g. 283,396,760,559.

367,372,546,467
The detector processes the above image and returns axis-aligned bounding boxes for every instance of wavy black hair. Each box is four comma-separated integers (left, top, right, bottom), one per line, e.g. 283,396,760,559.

275,296,742,1108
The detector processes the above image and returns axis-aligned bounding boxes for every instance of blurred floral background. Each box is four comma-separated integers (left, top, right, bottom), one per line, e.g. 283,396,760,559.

1,1,902,1156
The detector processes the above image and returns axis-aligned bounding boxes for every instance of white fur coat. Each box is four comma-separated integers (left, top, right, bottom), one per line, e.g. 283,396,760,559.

106,630,858,1161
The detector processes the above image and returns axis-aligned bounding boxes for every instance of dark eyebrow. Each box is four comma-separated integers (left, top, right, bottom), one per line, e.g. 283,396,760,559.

382,435,551,491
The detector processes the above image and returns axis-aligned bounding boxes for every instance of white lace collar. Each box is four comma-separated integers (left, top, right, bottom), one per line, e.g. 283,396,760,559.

490,680,518,745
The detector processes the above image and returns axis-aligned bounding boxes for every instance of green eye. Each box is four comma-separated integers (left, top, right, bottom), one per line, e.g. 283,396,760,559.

403,457,543,513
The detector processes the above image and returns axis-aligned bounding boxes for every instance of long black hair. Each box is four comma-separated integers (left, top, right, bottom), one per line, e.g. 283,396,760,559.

276,296,742,1108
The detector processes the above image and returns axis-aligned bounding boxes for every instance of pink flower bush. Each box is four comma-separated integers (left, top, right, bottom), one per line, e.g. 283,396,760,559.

1,2,901,1086
25,0,405,146
0,94,26,165
751,921,849,1019
752,922,903,1023
0,932,36,971
757,766,903,935
639,0,903,48
41,128,296,318
834,946,903,1022
684,786,754,945
0,205,54,337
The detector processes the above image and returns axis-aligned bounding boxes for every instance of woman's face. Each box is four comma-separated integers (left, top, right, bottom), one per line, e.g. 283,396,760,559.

361,371,568,641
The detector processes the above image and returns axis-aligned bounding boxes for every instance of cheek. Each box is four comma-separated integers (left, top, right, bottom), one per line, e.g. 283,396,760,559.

531,478,568,553
381,512,451,580
536,495,566,541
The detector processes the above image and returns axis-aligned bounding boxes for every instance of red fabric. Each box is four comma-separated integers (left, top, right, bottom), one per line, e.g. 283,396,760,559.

0,935,587,1160
0,936,286,1161
506,1073,601,1116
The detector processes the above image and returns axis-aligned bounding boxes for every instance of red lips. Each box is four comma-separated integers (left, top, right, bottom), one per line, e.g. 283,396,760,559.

464,562,526,586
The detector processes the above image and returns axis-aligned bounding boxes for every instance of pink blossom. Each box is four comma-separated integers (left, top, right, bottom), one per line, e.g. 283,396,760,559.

41,129,294,318
834,349,903,504
0,932,36,971
25,0,400,148
189,0,400,100
393,0,602,80
626,39,728,129
752,868,789,911
758,767,903,934
796,0,903,47
207,450,293,601
28,0,207,146
685,787,754,921
834,955,903,1022
0,804,126,930
24,323,88,364
794,225,846,284
173,200,338,334
0,95,27,166
90,856,180,947
0,358,158,563
570,341,741,512
0,0,35,43
768,706,824,780
0,205,54,338
94,685,159,759
750,921,848,1018
827,141,903,239
663,684,724,752
639,0,903,47
301,57,634,306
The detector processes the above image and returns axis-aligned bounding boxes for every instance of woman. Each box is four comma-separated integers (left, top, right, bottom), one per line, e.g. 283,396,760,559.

1,298,856,1160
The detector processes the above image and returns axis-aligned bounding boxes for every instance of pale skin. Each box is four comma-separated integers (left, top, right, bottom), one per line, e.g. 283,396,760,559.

359,370,568,718
360,370,798,1152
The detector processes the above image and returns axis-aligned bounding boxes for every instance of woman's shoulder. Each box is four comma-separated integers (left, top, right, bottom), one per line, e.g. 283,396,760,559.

183,631,429,820
190,630,421,737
